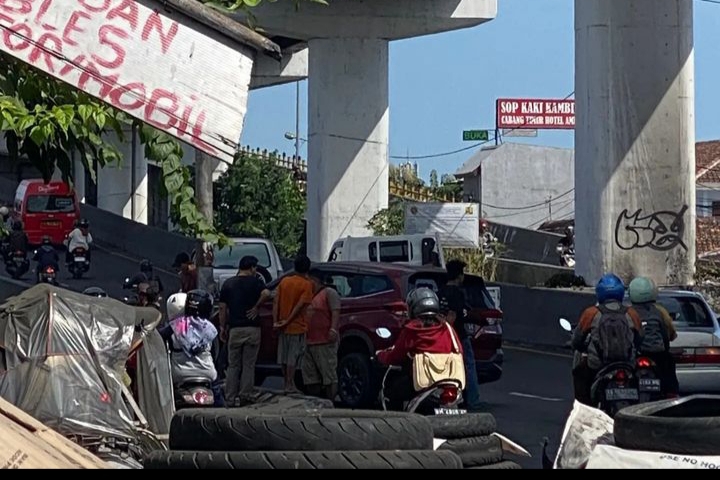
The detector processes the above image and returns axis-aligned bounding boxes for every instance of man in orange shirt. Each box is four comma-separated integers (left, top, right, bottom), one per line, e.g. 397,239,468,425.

273,254,314,393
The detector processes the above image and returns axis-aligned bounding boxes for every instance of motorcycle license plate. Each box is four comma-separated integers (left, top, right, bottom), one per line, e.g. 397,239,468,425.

13,258,23,264
434,408,467,415
639,378,661,392
74,257,86,263
605,388,639,401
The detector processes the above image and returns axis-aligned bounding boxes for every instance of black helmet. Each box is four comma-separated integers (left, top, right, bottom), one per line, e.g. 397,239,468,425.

41,235,52,245
140,259,153,274
83,287,107,298
406,287,440,319
185,289,213,319
78,219,89,229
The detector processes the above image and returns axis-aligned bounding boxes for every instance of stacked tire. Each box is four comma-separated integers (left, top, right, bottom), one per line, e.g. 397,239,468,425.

144,408,464,469
428,413,522,470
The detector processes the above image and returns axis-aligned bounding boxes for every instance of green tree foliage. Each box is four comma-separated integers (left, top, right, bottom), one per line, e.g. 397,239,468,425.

435,173,463,202
389,163,423,188
367,200,405,236
214,151,306,257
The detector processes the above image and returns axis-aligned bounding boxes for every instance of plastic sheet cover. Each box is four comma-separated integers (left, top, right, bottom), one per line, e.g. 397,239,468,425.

136,329,173,435
0,284,137,439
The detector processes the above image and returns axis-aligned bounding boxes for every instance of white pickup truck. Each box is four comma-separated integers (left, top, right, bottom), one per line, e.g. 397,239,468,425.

327,233,446,268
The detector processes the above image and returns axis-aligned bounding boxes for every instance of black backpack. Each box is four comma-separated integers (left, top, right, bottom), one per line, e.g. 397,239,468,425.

634,304,669,353
593,304,636,364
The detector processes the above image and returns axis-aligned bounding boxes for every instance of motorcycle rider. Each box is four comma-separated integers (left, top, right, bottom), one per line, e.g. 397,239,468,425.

7,221,28,256
137,282,162,310
33,235,60,283
571,273,644,406
628,276,680,398
0,205,11,233
159,290,218,386
64,219,93,266
125,259,164,294
377,288,465,410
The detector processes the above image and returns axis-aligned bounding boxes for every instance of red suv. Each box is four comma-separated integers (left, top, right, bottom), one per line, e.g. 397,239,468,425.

253,262,503,408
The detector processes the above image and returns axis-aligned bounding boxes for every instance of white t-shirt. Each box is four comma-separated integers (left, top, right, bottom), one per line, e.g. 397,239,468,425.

66,228,93,251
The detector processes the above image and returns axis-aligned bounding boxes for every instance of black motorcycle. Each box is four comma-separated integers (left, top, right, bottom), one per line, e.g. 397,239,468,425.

5,249,29,279
174,378,215,410
68,246,90,279
37,265,58,285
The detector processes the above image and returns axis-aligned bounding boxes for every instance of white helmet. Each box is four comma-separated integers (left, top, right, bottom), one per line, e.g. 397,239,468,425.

166,292,187,320
0,206,9,217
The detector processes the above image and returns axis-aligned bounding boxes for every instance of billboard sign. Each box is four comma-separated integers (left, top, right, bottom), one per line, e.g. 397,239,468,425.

0,0,256,163
404,202,480,249
496,98,575,130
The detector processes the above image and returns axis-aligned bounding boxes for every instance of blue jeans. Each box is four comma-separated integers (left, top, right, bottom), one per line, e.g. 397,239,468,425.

462,337,481,409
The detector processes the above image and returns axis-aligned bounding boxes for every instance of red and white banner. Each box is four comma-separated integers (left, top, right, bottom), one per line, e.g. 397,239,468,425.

496,98,575,130
0,0,256,163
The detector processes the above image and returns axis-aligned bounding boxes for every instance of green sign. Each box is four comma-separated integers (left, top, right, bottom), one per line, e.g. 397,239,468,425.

463,130,489,142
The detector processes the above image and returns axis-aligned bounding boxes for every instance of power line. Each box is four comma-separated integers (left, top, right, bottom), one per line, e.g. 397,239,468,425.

699,0,720,5
482,188,574,211
391,91,575,161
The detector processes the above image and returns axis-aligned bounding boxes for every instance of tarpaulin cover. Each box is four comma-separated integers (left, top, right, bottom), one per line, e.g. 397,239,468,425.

0,284,147,439
554,401,615,469
136,329,173,436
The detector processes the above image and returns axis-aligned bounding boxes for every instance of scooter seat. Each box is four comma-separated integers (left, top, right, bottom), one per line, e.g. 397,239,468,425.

176,377,213,388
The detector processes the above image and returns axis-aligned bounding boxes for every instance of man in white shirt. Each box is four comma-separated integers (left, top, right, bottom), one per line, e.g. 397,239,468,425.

65,219,93,264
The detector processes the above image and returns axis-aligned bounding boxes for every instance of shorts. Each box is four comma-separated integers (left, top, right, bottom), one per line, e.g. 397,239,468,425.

277,333,306,368
302,343,339,386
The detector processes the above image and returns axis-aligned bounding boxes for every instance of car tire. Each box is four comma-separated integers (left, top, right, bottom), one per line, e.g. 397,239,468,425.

614,395,720,455
144,450,464,470
338,352,376,408
466,460,522,470
427,413,497,439
438,435,504,467
169,408,434,452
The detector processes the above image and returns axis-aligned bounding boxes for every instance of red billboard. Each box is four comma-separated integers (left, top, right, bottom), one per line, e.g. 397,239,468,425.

496,98,575,130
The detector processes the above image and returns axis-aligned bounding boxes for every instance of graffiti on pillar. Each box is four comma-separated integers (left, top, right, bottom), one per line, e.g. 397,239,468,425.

614,205,688,252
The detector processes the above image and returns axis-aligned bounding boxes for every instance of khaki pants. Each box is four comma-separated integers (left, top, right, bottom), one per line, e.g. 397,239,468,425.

225,327,261,403
302,342,338,386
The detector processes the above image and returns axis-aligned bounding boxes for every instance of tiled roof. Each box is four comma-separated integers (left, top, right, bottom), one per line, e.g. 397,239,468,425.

697,217,720,257
696,141,720,183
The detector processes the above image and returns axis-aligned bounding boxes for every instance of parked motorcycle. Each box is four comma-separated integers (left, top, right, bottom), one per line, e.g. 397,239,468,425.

68,246,90,279
37,264,58,285
5,250,29,279
375,328,465,416
556,243,575,267
559,318,660,418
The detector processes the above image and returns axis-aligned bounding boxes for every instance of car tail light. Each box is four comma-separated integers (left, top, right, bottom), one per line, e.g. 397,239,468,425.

384,301,408,318
673,347,720,365
439,386,458,405
636,357,653,369
45,267,54,274
183,388,213,405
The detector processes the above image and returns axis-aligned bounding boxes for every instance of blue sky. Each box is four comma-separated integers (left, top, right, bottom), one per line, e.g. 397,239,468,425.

240,0,720,181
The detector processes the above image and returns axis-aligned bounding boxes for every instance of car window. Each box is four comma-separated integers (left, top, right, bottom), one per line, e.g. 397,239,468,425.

324,273,393,298
359,275,394,296
379,241,411,262
658,296,714,329
26,195,75,213
213,243,271,269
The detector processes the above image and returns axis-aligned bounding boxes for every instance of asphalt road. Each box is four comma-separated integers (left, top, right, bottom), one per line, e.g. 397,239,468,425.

482,346,574,469
0,243,181,304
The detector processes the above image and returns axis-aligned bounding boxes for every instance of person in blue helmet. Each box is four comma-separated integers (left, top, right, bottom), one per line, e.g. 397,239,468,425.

570,273,644,406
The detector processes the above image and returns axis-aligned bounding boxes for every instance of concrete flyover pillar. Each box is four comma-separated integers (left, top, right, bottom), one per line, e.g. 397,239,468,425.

97,128,149,224
574,0,695,286
307,38,389,261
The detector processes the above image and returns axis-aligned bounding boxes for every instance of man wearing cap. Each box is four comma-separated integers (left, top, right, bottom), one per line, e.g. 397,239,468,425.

173,252,197,293
219,255,271,405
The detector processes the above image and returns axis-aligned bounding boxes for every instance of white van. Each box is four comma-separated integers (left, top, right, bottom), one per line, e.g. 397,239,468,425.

327,234,446,268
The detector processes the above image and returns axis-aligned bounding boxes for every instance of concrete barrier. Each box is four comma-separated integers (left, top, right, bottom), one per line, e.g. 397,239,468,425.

494,257,573,286
488,282,596,349
489,221,564,265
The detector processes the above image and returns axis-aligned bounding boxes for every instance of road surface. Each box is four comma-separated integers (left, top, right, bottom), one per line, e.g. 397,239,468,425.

482,346,574,468
0,243,181,304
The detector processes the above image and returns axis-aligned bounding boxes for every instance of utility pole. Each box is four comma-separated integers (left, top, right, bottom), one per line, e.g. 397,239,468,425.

547,194,553,221
194,149,219,267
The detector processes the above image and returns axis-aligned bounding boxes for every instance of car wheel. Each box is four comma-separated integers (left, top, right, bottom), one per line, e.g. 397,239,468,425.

338,352,375,408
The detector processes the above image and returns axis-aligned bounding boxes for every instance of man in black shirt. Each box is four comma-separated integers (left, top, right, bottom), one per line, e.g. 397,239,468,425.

439,259,482,411
219,255,271,406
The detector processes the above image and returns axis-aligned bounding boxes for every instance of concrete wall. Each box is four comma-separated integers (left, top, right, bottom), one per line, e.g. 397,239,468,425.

489,221,564,265
482,144,574,229
491,282,596,349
